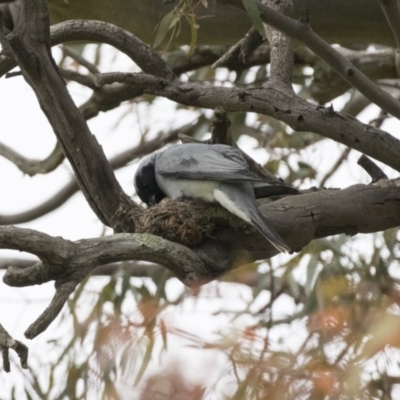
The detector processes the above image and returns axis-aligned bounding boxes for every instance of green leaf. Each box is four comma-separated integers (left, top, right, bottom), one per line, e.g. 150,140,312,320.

187,16,199,56
242,0,266,39
153,11,180,49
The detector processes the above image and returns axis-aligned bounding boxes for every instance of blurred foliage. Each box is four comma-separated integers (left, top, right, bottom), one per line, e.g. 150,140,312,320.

3,17,400,400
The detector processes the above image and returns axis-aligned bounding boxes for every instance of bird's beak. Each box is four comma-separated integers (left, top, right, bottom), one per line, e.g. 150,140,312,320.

149,194,157,206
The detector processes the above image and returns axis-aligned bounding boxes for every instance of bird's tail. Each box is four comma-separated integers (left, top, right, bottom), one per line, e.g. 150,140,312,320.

215,183,290,253
248,209,290,253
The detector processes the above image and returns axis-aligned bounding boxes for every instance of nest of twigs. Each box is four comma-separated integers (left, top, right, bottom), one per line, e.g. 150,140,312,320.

127,198,246,247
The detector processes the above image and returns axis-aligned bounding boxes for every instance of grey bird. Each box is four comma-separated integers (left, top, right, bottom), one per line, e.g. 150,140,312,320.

134,143,294,253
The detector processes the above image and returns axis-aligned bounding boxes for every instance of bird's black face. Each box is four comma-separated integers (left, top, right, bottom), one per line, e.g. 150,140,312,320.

134,155,166,206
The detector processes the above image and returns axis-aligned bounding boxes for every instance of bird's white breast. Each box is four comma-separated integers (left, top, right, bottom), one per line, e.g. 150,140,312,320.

157,177,219,203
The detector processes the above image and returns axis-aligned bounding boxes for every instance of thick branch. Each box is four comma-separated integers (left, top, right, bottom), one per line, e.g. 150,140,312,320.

262,0,293,88
2,181,400,286
310,47,397,103
96,72,400,173
0,2,138,230
2,179,400,337
0,227,207,288
3,20,399,174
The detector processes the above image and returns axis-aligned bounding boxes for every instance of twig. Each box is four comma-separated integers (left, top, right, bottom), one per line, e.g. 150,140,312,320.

212,27,264,69
0,323,28,372
0,141,64,177
357,155,388,182
62,44,100,75
60,68,97,89
319,147,351,188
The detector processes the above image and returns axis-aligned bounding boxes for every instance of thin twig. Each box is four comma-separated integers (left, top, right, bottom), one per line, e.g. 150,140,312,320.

0,323,28,372
62,44,100,75
0,141,64,176
212,27,264,69
357,155,388,182
319,147,351,188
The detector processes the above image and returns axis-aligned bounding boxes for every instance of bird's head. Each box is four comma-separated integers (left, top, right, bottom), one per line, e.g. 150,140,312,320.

134,153,166,206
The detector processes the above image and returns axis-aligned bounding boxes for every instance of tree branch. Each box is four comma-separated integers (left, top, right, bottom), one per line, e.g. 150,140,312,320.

262,0,293,88
0,4,141,231
223,0,400,120
0,118,195,225
357,155,388,183
0,141,64,176
0,323,28,372
95,71,400,173
319,147,351,188
310,47,397,103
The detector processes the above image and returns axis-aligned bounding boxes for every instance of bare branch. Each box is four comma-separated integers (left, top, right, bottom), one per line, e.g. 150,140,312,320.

223,0,400,120
95,71,400,173
357,155,389,182
0,323,28,372
319,147,351,188
212,27,264,69
24,280,78,339
310,47,397,103
0,225,207,289
60,68,97,89
0,6,140,231
0,118,196,225
262,0,293,88
62,44,100,75
0,180,78,225
0,141,64,176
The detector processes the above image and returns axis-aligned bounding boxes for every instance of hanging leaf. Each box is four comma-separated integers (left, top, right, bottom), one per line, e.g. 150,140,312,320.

242,0,266,39
186,16,199,56
153,11,180,49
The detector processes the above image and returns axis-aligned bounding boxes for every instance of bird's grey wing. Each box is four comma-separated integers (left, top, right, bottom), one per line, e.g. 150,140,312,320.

156,144,265,182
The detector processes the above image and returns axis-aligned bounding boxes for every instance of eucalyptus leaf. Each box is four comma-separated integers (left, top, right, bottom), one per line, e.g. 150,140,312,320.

153,10,180,49
242,0,267,39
